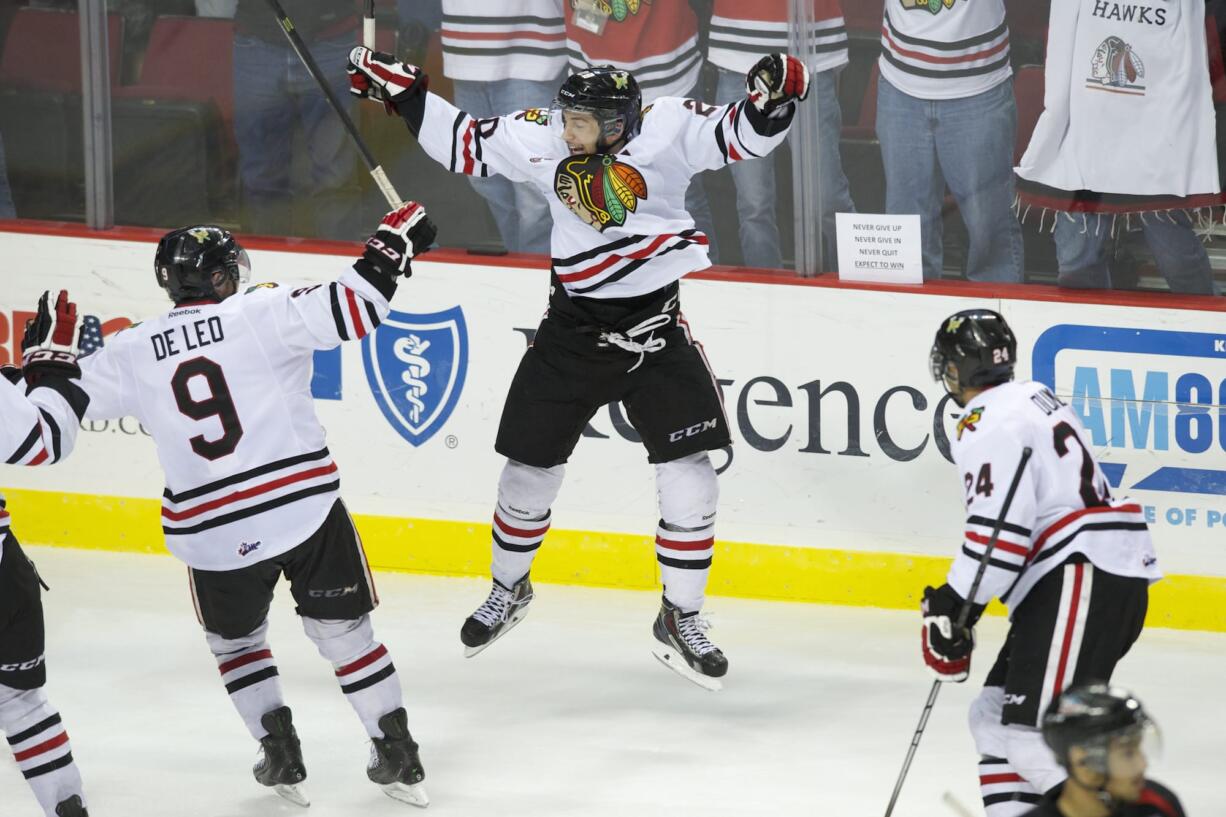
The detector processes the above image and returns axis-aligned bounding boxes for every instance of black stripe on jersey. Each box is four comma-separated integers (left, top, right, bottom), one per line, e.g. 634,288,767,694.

714,114,730,163
444,44,568,58
443,14,564,26
657,554,713,570
1030,522,1151,567
340,663,396,695
6,423,40,465
983,793,1042,807
31,377,90,421
448,111,465,173
709,22,847,41
493,530,542,553
554,233,652,268
329,283,350,341
7,713,61,746
885,17,1008,52
978,757,1009,766
224,666,279,695
968,515,1032,537
21,753,75,780
710,37,848,56
364,300,380,330
38,409,61,463
164,448,331,503
961,545,1022,573
352,260,397,302
164,480,341,536
566,48,700,88
882,48,1012,80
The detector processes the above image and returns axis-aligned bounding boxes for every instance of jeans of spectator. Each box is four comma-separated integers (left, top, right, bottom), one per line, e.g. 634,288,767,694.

233,33,359,239
876,76,1023,282
713,66,854,270
452,78,561,254
1054,211,1219,295
0,132,14,219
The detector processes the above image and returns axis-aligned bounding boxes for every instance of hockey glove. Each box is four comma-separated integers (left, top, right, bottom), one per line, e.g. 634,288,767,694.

362,201,437,279
747,54,810,117
22,289,82,385
347,46,428,116
1,364,21,385
921,584,983,683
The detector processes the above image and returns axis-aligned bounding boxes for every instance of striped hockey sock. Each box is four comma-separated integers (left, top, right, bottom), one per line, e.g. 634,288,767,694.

1,688,85,817
655,519,714,613
333,641,402,738
208,624,286,741
490,503,550,589
979,756,1042,816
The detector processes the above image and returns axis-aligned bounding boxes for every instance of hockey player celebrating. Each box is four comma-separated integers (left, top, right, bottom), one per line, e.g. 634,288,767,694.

74,204,437,808
1,291,92,817
1027,683,1185,817
345,47,809,690
922,310,1161,816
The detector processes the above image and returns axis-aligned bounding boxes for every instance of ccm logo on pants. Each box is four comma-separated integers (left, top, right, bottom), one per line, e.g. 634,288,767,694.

669,419,718,443
0,656,45,672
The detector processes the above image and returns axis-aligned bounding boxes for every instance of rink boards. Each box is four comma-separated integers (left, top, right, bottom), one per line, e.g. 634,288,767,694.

1,226,1224,631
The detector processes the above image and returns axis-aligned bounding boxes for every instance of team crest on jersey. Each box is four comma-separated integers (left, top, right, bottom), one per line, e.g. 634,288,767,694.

572,0,651,23
956,406,985,440
245,282,279,294
1088,37,1146,95
555,154,648,232
515,108,551,127
899,0,959,13
362,307,468,447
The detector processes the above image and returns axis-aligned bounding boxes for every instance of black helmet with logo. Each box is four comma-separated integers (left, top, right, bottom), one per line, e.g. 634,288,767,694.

1042,683,1152,773
930,309,1017,400
553,65,642,150
154,226,250,304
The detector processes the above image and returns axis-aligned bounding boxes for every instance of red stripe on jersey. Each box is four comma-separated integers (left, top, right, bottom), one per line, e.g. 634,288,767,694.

979,773,1024,785
441,29,565,42
965,530,1029,558
557,233,708,283
344,287,367,339
1029,504,1143,560
336,644,388,677
1051,563,1085,698
26,446,48,466
0,510,9,522
217,649,273,676
461,121,477,175
656,536,715,552
493,514,550,539
13,731,68,762
882,27,1009,65
1138,787,1180,816
162,463,339,521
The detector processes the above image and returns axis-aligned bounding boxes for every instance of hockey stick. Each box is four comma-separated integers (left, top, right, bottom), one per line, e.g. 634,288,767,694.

881,446,1034,817
262,0,403,208
363,0,376,49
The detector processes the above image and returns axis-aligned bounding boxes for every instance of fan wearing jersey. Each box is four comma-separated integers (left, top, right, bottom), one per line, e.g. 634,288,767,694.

0,291,92,817
75,205,438,809
921,310,1161,817
346,48,809,690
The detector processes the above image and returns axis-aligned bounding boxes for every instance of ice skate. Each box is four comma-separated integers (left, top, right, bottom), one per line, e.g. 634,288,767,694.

460,575,533,657
651,597,728,691
55,796,88,817
253,706,309,807
368,708,429,807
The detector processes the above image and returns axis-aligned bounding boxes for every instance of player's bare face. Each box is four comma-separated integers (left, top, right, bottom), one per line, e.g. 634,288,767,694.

562,111,602,155
1102,734,1148,802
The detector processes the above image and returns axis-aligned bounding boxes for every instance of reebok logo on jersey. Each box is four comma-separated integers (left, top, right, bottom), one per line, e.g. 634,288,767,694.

956,407,984,440
238,541,261,557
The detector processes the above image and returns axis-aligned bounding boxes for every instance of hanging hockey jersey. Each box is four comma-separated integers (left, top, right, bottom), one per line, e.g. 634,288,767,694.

880,0,1012,101
76,267,394,572
708,0,849,75
947,380,1160,614
565,0,702,102
1016,0,1220,199
402,90,793,298
0,374,87,536
441,0,568,82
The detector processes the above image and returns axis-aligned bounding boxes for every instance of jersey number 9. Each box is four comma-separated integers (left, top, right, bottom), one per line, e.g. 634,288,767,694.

171,357,244,460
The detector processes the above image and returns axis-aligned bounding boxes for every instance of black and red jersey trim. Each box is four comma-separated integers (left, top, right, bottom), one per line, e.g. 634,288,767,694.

163,480,340,537
5,423,41,465
164,448,332,503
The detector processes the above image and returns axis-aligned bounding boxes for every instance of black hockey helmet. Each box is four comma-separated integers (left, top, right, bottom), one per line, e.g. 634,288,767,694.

1042,684,1153,774
930,309,1017,400
553,65,642,150
154,225,250,303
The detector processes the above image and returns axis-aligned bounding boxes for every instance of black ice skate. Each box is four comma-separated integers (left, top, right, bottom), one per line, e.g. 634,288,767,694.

652,597,728,691
55,795,87,817
253,706,309,807
460,574,533,657
368,708,429,807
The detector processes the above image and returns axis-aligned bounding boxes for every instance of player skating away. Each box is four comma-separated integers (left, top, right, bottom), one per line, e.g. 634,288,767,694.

922,310,1161,816
1027,684,1185,817
346,48,809,690
74,205,437,808
1,292,92,817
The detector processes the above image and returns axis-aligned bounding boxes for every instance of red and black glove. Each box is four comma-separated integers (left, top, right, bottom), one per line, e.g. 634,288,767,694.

747,54,811,117
921,584,983,683
22,289,81,385
362,201,437,279
346,46,428,116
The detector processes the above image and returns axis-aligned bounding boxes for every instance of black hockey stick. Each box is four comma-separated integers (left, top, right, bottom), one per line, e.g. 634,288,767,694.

881,446,1034,817
263,0,403,208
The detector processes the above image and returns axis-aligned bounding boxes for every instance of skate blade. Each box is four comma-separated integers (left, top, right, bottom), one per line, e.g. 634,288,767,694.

463,607,530,658
273,782,310,807
651,644,722,692
380,781,429,808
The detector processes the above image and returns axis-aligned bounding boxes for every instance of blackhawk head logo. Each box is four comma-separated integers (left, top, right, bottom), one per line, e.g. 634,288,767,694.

554,154,648,232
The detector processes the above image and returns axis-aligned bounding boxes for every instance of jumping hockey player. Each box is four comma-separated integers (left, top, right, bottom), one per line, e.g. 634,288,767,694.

74,204,437,807
1027,684,1185,817
922,310,1161,815
1,291,91,817
346,47,809,690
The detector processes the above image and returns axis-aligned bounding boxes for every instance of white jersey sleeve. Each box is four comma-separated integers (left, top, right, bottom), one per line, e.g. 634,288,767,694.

0,376,85,467
648,95,796,175
409,91,553,183
241,264,395,353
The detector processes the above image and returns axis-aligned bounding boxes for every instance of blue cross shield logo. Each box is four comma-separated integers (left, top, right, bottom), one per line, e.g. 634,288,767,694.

362,307,469,447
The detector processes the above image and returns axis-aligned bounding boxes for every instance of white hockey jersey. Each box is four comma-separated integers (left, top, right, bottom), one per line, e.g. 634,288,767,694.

77,267,393,571
0,375,85,536
1016,0,1220,198
441,0,568,82
409,91,793,298
947,380,1160,614
880,0,1012,101
708,0,849,76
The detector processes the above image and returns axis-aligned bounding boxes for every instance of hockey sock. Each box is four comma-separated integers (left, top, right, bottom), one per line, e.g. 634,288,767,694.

206,619,286,741
490,460,563,588
977,756,1042,816
655,452,719,613
0,685,85,817
303,615,402,739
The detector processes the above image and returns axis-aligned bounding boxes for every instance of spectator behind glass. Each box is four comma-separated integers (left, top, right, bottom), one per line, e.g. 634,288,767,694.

877,0,1023,282
1016,0,1220,296
566,0,720,262
437,0,566,255
707,0,854,270
213,0,361,240
0,134,14,219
